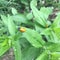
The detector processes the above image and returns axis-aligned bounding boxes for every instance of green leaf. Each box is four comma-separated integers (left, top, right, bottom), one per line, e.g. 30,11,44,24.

26,12,33,20
52,13,60,28
1,15,8,26
1,15,16,36
35,23,44,33
13,40,21,60
7,15,16,36
41,28,59,43
12,14,27,23
53,28,60,39
40,7,52,19
1,39,8,47
45,42,60,52
0,45,10,56
11,8,18,15
23,28,45,48
0,39,11,56
30,0,47,27
51,52,60,60
22,47,41,60
36,50,49,60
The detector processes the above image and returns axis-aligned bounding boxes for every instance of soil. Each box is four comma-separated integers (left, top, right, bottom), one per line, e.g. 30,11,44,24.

0,48,14,60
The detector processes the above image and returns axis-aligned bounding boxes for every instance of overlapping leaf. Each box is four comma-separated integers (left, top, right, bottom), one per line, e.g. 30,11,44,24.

23,28,45,48
0,39,11,56
30,0,52,27
52,13,60,28
36,50,49,60
13,40,21,60
45,42,60,52
51,52,60,60
22,47,41,60
7,15,16,36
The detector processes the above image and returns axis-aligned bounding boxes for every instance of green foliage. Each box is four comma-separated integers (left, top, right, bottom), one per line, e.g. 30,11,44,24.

0,0,60,60
0,39,11,56
23,28,45,48
36,50,49,60
22,46,41,60
13,40,21,60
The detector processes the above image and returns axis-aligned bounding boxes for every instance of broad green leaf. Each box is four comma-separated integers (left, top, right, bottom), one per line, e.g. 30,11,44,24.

0,39,11,56
20,38,31,48
52,13,60,28
45,42,60,52
22,47,41,60
11,8,18,15
53,28,60,39
0,36,8,43
23,28,45,48
1,15,8,26
30,0,47,27
48,31,59,43
1,39,8,47
12,14,27,23
35,23,45,33
40,7,52,19
1,15,16,36
26,12,33,20
13,40,21,60
7,15,16,36
0,45,10,56
51,52,60,60
36,50,49,60
41,28,58,43
34,20,50,33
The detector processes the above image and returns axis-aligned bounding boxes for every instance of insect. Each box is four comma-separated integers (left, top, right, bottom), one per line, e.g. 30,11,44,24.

20,27,26,32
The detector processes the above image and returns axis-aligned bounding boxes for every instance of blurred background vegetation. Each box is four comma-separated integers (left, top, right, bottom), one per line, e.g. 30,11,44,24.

0,0,60,15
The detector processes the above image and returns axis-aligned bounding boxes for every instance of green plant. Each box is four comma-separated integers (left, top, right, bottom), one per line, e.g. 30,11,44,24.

0,0,60,60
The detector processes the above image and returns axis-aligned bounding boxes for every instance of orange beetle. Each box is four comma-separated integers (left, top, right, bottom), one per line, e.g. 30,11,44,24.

20,27,26,32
